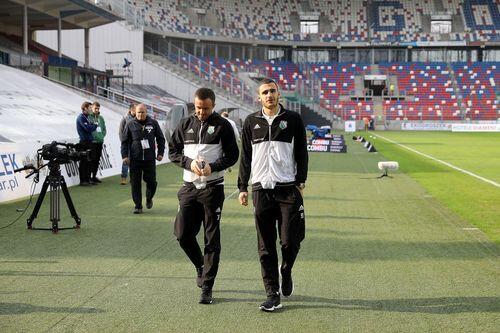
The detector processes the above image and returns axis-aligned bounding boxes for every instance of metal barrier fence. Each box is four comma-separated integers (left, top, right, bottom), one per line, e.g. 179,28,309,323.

144,43,259,110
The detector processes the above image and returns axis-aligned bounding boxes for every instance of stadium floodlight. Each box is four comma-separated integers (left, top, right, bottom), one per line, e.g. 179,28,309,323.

377,161,399,178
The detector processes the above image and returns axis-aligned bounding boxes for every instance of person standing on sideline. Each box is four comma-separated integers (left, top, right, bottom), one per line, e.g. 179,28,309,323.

238,78,308,312
169,88,238,305
121,104,165,214
76,101,97,186
88,102,106,183
119,103,136,185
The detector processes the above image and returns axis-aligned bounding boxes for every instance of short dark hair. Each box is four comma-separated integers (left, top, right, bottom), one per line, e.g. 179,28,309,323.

81,101,92,111
194,88,216,104
258,78,278,88
92,101,100,107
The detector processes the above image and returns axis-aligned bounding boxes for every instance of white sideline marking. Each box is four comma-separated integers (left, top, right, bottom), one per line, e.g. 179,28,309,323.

463,228,479,231
373,133,500,188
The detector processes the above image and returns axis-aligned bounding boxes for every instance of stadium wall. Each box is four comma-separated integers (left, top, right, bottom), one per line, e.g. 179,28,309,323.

35,22,144,82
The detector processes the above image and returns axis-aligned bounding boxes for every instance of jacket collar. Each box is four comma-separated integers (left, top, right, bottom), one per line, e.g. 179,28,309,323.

256,104,285,118
191,111,218,123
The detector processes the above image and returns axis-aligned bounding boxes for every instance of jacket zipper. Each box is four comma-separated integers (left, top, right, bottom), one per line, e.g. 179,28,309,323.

142,125,145,160
267,120,272,180
197,121,204,161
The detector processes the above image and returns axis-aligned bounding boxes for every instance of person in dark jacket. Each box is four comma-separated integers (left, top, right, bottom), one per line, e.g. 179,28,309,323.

76,101,97,186
169,88,239,305
121,104,165,214
119,104,136,185
238,78,308,312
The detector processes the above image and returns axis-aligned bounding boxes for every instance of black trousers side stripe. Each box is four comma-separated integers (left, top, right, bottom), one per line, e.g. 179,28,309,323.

253,186,305,295
174,185,225,288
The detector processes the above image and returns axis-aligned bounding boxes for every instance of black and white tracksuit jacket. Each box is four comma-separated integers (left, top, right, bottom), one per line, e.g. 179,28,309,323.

168,112,239,187
238,105,308,192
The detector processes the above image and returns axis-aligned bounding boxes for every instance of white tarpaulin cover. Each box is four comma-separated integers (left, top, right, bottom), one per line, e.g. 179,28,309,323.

0,65,166,202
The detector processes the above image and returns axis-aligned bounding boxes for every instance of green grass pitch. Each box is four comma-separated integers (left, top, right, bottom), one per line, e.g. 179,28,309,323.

0,132,498,332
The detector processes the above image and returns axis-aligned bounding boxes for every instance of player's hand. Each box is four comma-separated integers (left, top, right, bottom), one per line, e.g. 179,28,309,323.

156,155,163,161
296,186,303,197
122,157,129,165
201,163,211,176
190,159,203,176
239,192,248,206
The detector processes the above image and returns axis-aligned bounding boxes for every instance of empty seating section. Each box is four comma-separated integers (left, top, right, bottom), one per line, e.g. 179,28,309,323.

128,0,216,36
381,63,464,120
129,0,499,42
213,0,300,40
200,58,497,120
452,62,499,119
309,64,372,118
312,0,368,42
461,0,500,41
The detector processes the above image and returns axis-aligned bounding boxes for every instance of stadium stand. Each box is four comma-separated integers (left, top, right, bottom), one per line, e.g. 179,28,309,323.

452,62,499,120
190,57,498,121
313,0,368,42
128,0,500,42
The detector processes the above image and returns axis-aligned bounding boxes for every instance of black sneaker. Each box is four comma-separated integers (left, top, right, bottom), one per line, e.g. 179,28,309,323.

133,208,143,214
196,266,203,288
79,182,90,186
146,198,153,209
92,177,102,183
199,286,213,304
281,267,293,297
259,292,282,312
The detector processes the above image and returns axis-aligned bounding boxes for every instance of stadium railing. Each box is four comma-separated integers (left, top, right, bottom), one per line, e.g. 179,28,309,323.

96,86,168,120
143,43,259,110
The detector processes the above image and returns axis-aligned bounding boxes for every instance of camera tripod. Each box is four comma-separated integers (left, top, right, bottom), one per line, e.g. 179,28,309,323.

27,163,81,233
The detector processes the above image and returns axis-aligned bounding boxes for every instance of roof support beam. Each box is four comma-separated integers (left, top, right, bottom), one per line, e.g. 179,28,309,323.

23,3,28,54
58,12,62,58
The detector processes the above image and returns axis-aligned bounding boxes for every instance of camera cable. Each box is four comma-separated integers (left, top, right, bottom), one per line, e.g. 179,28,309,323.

0,180,38,230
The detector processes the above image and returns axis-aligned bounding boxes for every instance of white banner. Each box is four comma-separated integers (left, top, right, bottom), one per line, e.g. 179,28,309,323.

345,121,356,132
0,135,168,202
452,123,500,132
365,75,387,81
401,122,452,131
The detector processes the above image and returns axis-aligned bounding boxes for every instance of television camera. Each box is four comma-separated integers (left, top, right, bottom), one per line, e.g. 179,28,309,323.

14,141,91,233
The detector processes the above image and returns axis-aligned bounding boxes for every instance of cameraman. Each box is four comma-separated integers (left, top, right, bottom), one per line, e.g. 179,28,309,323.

76,101,97,186
121,104,165,214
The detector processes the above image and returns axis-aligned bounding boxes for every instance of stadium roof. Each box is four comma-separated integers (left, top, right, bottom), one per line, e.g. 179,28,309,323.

0,0,122,30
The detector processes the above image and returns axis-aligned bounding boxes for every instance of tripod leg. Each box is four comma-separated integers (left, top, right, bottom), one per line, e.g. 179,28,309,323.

60,177,81,228
27,178,50,229
50,184,60,234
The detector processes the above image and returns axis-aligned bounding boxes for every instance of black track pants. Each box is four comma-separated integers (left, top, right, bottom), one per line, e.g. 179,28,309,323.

90,142,103,179
253,186,305,295
174,184,225,289
129,160,157,209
